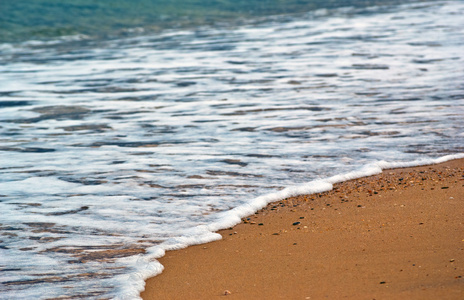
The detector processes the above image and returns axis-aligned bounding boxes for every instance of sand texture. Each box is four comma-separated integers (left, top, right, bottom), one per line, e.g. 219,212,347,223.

142,158,464,299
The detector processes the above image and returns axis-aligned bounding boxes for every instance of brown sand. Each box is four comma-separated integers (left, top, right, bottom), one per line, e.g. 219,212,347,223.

141,158,464,300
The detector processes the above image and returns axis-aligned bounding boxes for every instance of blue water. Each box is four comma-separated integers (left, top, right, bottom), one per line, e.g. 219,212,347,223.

1,1,463,299
0,0,407,43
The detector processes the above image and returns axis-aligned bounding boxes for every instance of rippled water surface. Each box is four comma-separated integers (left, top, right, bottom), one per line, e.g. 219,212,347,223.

1,1,464,299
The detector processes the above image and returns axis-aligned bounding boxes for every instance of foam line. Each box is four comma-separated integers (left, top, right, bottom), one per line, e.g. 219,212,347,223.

127,153,464,300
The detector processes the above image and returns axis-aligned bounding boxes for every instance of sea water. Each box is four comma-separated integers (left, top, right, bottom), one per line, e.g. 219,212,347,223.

1,1,463,299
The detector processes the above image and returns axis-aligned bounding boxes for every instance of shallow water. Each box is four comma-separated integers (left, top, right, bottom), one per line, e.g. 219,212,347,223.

1,1,464,299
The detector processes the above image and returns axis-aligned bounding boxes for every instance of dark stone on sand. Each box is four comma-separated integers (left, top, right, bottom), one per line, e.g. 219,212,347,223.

292,222,300,226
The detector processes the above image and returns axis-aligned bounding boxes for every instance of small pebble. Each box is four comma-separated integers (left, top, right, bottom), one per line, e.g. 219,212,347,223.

224,290,231,295
293,222,301,226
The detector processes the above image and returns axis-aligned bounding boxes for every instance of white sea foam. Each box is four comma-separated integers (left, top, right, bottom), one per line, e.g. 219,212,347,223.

0,1,463,299
116,152,464,300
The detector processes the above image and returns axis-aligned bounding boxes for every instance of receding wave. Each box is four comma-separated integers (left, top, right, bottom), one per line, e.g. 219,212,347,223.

0,1,463,299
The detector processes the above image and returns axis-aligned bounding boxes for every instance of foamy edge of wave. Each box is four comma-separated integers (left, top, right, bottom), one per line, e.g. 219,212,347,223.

115,153,464,299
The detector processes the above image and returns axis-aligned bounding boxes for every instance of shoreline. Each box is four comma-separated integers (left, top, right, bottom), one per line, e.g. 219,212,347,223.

141,158,464,299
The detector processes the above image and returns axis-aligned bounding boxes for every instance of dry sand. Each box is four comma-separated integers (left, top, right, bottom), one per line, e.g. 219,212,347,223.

141,158,464,299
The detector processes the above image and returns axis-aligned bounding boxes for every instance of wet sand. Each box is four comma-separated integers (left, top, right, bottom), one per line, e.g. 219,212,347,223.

141,158,464,299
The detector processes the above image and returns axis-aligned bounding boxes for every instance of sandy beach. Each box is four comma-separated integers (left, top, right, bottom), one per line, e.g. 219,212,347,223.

141,158,464,299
